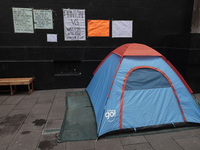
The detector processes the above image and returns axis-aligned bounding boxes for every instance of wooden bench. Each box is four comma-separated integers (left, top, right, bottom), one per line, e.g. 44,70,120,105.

0,78,34,95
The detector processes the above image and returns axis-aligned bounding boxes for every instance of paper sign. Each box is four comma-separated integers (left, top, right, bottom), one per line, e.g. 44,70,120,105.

112,20,133,38
88,20,110,37
63,9,86,41
33,9,53,29
47,34,57,42
12,7,34,33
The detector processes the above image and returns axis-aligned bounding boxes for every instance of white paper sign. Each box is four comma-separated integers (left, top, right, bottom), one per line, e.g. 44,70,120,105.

33,9,53,29
112,20,133,38
12,7,34,33
47,34,57,42
63,9,86,41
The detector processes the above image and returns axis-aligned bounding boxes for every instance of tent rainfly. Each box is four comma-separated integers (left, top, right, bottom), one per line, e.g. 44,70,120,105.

86,43,200,137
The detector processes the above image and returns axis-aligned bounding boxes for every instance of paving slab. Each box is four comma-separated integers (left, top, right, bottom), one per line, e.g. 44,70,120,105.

66,140,95,150
2,96,24,105
52,97,66,108
0,123,21,145
47,107,65,120
37,134,65,150
0,105,16,118
190,128,200,138
23,90,43,99
30,102,52,115
167,130,196,139
2,113,28,124
194,93,200,100
55,89,67,98
40,90,57,96
7,129,43,150
37,96,54,103
175,137,200,150
123,143,153,150
0,95,8,101
14,98,38,109
22,114,48,131
24,113,48,124
145,133,183,150
95,138,124,150
120,136,147,145
44,119,63,129
0,100,4,105
19,122,45,132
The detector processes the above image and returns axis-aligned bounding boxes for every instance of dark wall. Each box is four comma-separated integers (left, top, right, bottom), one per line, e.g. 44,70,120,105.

0,0,195,90
165,34,200,93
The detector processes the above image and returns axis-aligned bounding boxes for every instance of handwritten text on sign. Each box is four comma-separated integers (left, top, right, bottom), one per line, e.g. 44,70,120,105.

33,9,53,29
12,7,34,33
63,9,86,41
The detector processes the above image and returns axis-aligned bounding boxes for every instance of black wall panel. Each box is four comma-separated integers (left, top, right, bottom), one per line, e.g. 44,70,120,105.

0,0,197,91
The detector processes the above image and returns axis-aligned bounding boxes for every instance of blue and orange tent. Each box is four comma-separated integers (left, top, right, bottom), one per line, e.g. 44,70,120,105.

86,43,200,137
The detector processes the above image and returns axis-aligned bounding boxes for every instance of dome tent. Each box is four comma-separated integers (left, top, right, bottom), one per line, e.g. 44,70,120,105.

86,43,200,137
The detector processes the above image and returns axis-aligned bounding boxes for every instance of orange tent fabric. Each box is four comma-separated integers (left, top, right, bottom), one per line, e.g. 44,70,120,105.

93,43,193,94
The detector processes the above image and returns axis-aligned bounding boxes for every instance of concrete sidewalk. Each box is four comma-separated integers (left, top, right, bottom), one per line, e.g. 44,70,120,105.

0,89,200,150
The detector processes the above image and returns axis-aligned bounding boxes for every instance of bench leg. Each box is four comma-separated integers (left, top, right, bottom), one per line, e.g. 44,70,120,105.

10,85,17,96
28,82,34,95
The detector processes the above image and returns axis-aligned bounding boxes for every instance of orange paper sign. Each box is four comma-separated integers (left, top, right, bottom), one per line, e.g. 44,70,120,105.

88,20,110,37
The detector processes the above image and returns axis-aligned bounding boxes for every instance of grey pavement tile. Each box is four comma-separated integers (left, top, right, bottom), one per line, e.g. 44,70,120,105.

40,90,57,96
52,97,66,108
120,136,147,145
0,96,8,101
0,100,4,105
95,138,124,150
175,137,200,150
44,119,63,129
0,105,16,118
2,113,28,124
2,108,30,124
190,128,200,138
66,140,95,150
23,90,43,99
194,93,200,100
145,133,183,150
55,90,67,98
14,98,38,109
167,130,196,139
47,107,65,120
1,144,9,150
0,123,21,145
19,122,45,131
24,113,48,124
30,102,52,115
9,108,31,115
124,143,153,150
37,96,54,103
0,117,4,123
37,134,65,150
2,96,24,105
66,88,86,92
7,129,43,150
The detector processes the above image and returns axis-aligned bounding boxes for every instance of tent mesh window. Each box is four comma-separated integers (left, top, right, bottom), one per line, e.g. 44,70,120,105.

125,68,171,90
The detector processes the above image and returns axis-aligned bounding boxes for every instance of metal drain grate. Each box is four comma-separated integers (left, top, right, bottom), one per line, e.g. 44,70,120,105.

42,129,60,135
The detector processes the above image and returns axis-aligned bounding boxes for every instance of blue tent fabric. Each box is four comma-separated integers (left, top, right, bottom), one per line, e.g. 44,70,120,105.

86,53,121,130
86,49,200,137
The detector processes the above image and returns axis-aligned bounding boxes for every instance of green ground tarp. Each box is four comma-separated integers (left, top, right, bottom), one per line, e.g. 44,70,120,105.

57,91,200,142
57,91,97,142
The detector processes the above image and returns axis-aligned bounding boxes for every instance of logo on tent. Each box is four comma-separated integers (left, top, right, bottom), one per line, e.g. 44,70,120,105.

105,110,116,122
